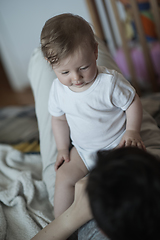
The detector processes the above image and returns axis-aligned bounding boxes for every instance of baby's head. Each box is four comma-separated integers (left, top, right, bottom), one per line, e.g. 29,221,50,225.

40,13,97,67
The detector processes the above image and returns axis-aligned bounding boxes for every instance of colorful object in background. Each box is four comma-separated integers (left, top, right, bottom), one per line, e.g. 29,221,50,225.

118,0,158,42
124,9,137,40
114,42,160,89
138,1,157,41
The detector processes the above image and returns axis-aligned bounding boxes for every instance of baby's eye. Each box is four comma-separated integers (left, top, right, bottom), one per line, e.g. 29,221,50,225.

80,66,89,70
62,71,69,75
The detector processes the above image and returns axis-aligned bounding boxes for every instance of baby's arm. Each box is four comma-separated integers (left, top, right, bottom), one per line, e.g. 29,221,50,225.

118,93,145,149
52,114,70,170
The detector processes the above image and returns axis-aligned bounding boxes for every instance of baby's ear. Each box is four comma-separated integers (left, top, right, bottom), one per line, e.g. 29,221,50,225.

44,57,53,68
44,57,50,63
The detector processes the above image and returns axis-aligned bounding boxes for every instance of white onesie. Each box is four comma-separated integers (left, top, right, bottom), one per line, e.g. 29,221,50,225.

48,66,136,170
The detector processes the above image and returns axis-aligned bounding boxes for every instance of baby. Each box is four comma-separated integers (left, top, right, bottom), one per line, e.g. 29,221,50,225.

40,13,145,218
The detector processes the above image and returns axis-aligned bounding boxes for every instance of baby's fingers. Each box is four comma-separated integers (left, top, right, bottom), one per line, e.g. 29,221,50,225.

124,139,133,146
63,154,70,163
55,158,64,171
137,141,146,150
118,140,126,148
130,139,137,147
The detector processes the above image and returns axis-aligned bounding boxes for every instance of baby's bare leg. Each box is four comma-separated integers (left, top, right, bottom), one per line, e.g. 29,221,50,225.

54,147,88,218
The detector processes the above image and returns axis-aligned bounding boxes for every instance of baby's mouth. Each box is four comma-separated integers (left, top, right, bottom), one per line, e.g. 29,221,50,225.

75,82,84,86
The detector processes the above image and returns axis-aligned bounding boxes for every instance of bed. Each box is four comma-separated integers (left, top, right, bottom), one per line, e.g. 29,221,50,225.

0,2,160,240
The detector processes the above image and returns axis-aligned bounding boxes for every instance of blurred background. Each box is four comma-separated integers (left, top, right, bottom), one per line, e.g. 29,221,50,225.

0,0,160,107
0,0,91,106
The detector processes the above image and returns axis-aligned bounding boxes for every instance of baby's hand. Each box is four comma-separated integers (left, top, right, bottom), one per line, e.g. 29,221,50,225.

55,149,70,171
118,130,146,150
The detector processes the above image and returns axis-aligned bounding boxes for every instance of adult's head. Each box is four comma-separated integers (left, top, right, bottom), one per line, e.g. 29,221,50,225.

87,147,160,240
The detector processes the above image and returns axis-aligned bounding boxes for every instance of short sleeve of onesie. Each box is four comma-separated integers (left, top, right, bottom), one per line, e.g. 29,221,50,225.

110,71,136,111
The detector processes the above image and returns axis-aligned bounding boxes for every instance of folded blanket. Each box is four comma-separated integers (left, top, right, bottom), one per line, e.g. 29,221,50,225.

0,144,54,240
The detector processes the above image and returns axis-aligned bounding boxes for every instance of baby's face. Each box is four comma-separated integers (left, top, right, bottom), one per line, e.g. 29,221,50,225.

53,44,98,92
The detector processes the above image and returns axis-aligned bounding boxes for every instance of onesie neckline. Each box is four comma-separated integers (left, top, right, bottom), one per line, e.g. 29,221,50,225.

64,66,102,97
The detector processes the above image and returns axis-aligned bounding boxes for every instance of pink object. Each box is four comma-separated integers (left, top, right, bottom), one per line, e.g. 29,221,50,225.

114,42,160,88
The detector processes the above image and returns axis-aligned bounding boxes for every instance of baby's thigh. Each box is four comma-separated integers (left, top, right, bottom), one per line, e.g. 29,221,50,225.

56,147,88,185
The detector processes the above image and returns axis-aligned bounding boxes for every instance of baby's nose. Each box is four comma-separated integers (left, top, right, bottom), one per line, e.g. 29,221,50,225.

72,72,81,81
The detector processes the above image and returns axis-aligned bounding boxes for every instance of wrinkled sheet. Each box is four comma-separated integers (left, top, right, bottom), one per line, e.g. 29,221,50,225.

0,145,54,240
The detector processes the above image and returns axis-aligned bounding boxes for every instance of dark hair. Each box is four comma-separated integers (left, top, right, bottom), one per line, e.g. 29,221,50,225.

41,13,97,66
87,147,160,240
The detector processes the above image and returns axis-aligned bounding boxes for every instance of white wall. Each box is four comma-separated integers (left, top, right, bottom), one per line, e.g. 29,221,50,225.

0,0,91,90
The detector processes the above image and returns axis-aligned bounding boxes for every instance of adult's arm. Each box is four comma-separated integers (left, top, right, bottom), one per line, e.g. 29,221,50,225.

31,177,93,240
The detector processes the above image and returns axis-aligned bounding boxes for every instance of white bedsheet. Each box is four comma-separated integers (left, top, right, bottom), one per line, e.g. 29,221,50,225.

0,145,54,240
